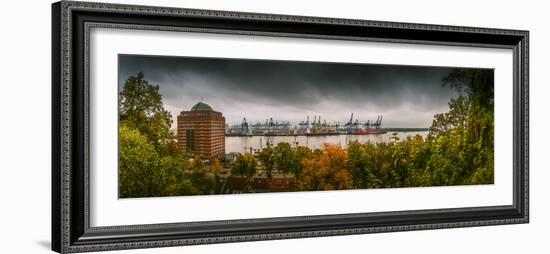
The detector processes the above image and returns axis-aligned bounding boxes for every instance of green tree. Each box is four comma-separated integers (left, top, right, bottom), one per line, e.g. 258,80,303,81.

187,155,216,195
443,69,494,109
119,72,174,152
347,141,368,188
189,168,216,195
424,69,494,186
119,73,212,198
429,96,468,136
273,142,298,176
119,124,160,198
160,155,197,196
119,124,198,197
258,147,275,179
294,146,313,180
231,153,257,179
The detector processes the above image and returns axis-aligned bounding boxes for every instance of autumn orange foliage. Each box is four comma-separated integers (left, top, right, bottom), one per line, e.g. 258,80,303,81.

298,144,353,191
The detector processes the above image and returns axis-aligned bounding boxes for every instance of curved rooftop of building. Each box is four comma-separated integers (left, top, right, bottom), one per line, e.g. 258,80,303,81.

190,102,214,111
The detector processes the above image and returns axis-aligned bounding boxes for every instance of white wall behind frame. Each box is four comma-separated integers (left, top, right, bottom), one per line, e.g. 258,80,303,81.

0,0,547,254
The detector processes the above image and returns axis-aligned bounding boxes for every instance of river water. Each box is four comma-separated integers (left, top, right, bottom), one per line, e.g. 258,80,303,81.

225,131,428,153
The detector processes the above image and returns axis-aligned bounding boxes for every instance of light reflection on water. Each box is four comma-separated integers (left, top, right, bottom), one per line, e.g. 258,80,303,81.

225,131,428,153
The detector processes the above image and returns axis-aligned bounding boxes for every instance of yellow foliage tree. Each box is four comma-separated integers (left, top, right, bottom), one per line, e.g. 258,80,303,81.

210,158,223,176
298,144,352,191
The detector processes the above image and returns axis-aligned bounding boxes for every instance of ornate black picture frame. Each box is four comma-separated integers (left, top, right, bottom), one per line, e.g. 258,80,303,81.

52,1,529,253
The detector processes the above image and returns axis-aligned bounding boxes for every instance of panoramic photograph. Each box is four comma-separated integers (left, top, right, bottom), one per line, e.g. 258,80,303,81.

117,54,494,198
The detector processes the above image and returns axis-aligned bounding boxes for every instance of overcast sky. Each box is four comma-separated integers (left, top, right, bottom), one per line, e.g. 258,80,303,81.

119,54,464,129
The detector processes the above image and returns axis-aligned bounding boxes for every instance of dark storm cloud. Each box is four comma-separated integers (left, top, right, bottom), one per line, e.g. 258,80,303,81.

118,54,465,128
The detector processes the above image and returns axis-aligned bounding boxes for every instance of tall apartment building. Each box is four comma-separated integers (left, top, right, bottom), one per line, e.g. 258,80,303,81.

177,102,225,159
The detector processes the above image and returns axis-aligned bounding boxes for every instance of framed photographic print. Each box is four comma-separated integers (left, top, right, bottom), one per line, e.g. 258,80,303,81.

51,1,529,253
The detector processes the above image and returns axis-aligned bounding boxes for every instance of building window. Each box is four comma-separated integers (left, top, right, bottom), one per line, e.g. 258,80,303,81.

185,129,195,152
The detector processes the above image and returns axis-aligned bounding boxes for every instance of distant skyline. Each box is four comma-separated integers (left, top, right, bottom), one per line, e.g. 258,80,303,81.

118,54,469,129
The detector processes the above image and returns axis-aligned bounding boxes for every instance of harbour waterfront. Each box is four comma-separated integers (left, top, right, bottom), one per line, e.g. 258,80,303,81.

226,131,429,154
